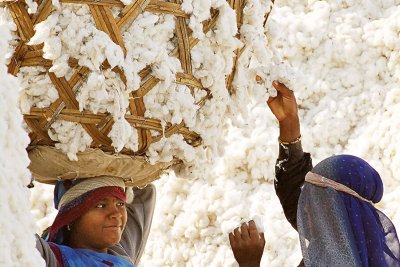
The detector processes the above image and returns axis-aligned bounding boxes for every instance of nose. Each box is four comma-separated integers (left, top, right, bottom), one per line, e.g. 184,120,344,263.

108,203,122,219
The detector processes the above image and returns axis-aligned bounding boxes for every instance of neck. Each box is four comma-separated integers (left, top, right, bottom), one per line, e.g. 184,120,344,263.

67,232,108,253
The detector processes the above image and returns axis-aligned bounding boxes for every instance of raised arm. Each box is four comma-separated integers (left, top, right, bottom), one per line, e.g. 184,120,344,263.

267,81,300,143
267,81,312,230
108,184,156,265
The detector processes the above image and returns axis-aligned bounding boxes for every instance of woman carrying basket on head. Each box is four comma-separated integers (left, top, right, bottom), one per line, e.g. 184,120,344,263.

35,176,155,267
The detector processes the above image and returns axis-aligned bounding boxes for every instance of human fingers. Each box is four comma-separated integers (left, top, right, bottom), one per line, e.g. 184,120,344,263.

272,80,293,96
267,95,277,106
267,92,283,114
241,222,250,241
229,233,238,247
259,232,265,244
248,220,260,239
233,227,241,240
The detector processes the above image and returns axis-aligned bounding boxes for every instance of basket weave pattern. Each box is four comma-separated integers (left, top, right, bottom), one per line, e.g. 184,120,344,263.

2,0,244,156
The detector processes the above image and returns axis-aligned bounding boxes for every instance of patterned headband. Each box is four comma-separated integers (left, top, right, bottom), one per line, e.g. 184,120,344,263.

58,176,125,209
305,172,375,205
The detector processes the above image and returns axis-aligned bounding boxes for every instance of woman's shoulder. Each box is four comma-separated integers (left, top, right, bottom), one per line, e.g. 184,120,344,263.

35,234,59,266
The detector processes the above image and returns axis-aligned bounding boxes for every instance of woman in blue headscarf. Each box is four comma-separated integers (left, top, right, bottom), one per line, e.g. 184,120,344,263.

267,81,400,267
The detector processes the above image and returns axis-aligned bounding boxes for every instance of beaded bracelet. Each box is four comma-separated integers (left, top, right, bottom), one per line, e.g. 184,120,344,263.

278,135,301,145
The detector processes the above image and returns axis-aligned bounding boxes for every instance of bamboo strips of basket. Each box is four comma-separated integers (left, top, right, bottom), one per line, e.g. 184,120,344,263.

2,0,247,158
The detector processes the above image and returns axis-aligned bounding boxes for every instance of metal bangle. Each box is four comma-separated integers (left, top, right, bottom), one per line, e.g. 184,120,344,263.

278,135,301,145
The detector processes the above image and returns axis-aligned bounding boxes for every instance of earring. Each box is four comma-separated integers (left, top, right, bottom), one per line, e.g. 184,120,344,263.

67,225,71,231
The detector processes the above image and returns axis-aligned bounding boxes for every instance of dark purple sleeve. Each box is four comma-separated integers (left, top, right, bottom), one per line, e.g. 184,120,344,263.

274,141,313,230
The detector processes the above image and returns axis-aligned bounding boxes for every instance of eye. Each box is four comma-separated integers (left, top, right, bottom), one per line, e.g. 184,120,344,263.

95,203,106,208
117,201,125,207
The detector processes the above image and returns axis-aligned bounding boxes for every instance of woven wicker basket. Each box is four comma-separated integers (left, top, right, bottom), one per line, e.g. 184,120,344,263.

1,0,248,185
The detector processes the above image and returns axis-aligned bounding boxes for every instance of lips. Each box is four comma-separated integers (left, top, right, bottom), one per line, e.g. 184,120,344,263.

104,225,122,231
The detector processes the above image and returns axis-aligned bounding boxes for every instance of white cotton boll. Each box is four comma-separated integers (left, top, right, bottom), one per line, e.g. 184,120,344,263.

252,215,264,232
270,62,297,89
123,13,176,90
144,81,199,129
18,67,60,111
28,4,126,76
170,112,183,125
0,10,17,32
126,127,139,152
0,22,12,65
221,219,241,234
147,135,198,164
49,121,93,161
29,14,59,45
52,6,121,72
253,61,298,95
42,36,62,60
28,84,47,96
77,72,106,111
122,58,140,91
190,47,204,69
30,183,56,232
181,0,194,14
104,38,124,68
185,226,200,239
200,74,214,88
52,0,61,9
49,54,71,77
152,57,182,86
80,38,106,71
0,22,44,266
137,13,160,28
120,0,133,4
77,70,128,120
108,118,136,152
25,0,38,14
268,85,277,97
214,4,238,44
182,145,196,163
19,96,31,114
185,0,212,39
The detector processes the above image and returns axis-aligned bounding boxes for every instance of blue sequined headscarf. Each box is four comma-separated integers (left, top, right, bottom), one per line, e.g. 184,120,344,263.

297,155,400,267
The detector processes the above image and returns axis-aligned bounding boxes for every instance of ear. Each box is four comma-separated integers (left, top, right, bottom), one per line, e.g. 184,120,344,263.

125,187,135,203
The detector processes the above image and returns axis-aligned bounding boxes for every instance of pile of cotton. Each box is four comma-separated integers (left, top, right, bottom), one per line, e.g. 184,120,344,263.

6,0,241,162
5,0,400,266
0,12,44,267
141,1,400,266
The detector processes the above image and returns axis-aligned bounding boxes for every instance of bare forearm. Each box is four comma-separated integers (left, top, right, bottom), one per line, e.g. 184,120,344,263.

279,116,300,143
239,263,260,267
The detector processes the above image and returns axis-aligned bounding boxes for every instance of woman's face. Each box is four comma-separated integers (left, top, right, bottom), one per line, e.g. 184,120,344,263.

69,196,127,253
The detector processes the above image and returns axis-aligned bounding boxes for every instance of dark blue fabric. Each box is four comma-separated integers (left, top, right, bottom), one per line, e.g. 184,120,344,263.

313,155,400,267
49,243,134,267
54,180,84,210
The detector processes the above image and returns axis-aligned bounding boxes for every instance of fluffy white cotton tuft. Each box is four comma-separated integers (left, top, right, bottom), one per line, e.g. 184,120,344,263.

0,19,45,267
48,120,93,161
